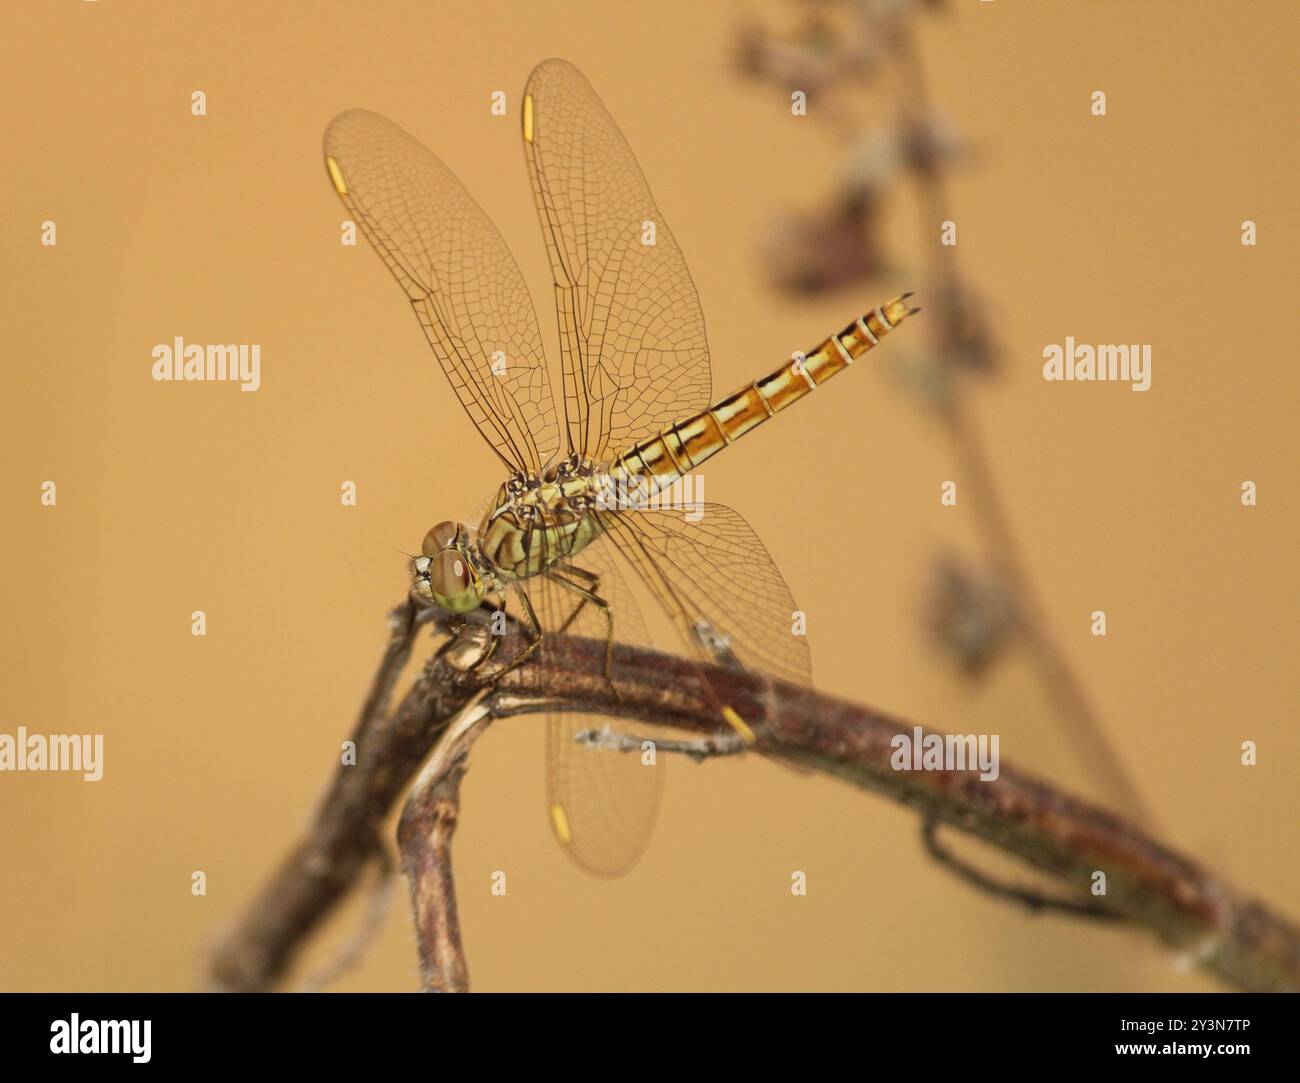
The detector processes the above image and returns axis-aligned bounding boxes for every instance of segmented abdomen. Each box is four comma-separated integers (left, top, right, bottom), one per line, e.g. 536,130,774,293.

611,294,916,491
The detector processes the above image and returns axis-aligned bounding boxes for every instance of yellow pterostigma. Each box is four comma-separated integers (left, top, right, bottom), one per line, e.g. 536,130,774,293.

721,706,757,745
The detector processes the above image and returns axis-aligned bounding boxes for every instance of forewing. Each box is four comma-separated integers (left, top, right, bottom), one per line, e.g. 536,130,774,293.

523,59,712,461
325,109,560,472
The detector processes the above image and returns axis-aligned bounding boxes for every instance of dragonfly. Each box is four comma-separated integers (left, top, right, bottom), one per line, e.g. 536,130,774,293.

323,59,917,876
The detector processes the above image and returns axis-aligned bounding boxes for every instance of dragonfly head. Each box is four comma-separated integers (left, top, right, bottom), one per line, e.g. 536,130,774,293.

411,520,485,614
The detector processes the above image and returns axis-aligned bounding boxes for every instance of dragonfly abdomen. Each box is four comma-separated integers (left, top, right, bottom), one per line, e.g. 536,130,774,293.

612,294,916,490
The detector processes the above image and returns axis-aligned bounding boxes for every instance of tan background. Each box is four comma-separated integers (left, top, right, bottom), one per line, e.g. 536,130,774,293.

1,0,1296,992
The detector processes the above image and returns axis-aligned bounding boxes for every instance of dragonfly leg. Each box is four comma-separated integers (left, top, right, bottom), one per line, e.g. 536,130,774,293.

550,560,602,628
462,596,508,674
553,561,600,586
554,592,592,635
466,588,543,681
512,587,544,668
547,567,621,702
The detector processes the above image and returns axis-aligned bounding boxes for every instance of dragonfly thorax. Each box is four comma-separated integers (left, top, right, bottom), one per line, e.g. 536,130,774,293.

477,459,608,581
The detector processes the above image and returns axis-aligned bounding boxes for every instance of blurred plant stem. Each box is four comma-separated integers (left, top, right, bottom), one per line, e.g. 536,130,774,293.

891,22,1151,824
740,1,1151,823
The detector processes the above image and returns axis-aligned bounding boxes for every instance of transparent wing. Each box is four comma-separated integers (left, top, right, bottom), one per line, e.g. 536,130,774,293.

598,502,812,715
523,59,712,462
324,109,560,472
514,539,665,878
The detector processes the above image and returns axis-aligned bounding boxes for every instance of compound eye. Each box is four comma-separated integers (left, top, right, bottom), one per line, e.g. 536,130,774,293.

430,549,474,598
421,520,460,557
